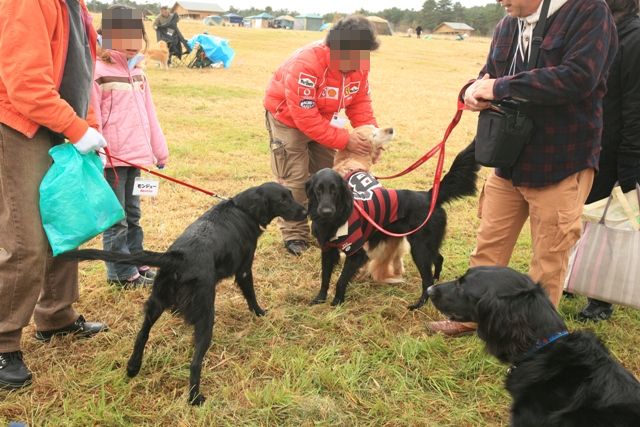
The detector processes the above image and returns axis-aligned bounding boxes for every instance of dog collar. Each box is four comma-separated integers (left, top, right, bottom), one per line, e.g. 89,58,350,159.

530,330,569,355
507,330,569,376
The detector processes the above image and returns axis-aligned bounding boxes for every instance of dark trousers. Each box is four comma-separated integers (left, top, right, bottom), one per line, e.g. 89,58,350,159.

103,167,144,281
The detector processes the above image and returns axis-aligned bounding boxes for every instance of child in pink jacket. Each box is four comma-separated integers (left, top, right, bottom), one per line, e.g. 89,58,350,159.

91,5,169,287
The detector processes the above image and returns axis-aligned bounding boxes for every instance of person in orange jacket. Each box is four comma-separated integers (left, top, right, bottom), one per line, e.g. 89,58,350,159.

0,0,108,390
264,15,380,255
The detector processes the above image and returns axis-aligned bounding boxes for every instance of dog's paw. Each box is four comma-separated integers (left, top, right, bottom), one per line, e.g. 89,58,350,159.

126,362,141,378
254,307,267,317
310,294,327,305
330,297,345,306
408,299,427,311
189,393,206,406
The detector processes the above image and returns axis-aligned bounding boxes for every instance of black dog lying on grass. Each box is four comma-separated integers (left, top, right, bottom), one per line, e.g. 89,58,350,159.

59,182,306,405
305,142,479,309
428,266,640,427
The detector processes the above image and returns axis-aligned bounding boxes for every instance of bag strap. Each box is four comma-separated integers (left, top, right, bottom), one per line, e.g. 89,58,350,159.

600,183,640,231
527,0,551,71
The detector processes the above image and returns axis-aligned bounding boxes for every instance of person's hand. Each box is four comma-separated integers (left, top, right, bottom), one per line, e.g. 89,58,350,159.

464,74,494,112
73,127,107,154
346,131,372,156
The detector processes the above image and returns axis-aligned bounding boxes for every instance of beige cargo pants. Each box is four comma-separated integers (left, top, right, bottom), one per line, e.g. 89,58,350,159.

265,111,335,243
470,169,594,307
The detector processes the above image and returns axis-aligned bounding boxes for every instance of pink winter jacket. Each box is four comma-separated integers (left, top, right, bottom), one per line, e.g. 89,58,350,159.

91,50,168,167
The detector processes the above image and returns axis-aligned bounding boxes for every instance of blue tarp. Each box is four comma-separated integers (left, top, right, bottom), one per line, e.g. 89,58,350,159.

187,34,235,68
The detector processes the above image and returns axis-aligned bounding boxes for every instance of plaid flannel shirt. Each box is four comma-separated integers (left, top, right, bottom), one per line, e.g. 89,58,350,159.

482,0,618,187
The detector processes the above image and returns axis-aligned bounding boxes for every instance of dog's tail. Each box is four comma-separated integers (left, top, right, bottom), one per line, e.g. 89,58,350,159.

57,249,182,270
433,140,479,206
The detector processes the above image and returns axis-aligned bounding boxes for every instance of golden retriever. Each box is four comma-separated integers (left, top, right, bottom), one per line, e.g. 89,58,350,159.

333,125,409,284
145,41,169,70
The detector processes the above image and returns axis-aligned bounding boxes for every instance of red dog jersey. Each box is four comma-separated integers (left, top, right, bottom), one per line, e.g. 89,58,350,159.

324,171,399,255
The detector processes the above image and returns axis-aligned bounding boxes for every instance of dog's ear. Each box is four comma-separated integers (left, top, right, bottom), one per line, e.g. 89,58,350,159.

254,187,271,225
335,177,353,216
305,177,317,211
235,187,270,226
476,286,548,363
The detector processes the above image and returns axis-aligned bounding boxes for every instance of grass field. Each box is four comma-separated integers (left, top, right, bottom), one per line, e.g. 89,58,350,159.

2,20,639,426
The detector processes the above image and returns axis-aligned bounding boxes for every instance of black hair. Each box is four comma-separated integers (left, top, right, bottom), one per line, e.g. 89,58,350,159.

325,15,380,51
101,4,149,48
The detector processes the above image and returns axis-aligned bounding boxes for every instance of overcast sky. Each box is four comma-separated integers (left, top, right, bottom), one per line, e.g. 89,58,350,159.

154,1,497,14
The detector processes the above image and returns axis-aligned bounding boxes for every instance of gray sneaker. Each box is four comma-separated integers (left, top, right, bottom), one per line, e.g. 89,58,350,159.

284,240,309,256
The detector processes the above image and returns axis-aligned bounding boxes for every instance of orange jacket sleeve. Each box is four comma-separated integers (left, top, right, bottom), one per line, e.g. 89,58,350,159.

0,0,90,141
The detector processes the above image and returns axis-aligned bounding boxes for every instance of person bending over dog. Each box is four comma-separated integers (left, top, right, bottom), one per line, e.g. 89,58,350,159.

264,15,381,256
428,0,619,336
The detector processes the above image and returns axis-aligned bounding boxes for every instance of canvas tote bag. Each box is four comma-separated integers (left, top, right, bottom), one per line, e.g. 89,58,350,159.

565,184,640,308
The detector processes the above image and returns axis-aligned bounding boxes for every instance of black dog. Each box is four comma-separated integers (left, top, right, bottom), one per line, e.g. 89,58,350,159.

60,182,306,405
305,142,479,309
428,266,640,426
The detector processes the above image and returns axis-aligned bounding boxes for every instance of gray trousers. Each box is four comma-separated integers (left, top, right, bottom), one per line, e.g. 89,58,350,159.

103,167,144,281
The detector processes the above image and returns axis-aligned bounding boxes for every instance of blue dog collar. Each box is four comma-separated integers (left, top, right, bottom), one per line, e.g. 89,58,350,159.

508,330,569,377
530,330,569,356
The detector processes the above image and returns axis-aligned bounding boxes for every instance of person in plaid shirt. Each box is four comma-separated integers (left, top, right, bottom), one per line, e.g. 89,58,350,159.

428,0,618,336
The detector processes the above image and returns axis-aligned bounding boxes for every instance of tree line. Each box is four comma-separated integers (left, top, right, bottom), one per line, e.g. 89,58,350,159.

86,1,505,36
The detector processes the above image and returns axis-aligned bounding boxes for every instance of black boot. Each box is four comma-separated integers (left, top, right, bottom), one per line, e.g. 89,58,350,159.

35,315,109,342
0,351,32,390
577,299,613,322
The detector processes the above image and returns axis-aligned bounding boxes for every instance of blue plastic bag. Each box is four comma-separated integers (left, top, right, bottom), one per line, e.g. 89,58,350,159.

39,144,125,256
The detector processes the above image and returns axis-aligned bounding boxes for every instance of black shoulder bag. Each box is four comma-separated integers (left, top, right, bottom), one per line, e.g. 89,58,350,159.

475,0,551,168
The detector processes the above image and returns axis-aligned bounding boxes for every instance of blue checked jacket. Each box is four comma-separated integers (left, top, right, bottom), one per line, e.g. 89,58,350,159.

482,0,618,187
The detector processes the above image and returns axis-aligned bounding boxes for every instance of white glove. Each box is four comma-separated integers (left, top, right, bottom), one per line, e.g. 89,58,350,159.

73,127,107,154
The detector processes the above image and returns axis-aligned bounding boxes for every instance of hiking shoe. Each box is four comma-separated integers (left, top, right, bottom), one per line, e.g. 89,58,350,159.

138,266,156,281
107,273,154,289
577,300,613,322
0,351,32,390
284,240,308,256
35,315,109,342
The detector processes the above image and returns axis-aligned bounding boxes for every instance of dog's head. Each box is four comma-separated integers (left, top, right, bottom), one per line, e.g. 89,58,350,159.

333,125,394,177
354,125,395,161
305,168,352,221
234,182,307,227
428,266,566,363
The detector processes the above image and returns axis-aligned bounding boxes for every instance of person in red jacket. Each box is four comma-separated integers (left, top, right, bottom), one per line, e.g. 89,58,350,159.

264,15,380,255
0,0,108,390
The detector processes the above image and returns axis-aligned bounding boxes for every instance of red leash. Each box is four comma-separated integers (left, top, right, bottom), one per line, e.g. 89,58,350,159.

353,100,465,238
99,148,228,200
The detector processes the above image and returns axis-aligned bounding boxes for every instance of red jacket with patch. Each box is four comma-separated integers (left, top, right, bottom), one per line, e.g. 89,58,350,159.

263,41,377,150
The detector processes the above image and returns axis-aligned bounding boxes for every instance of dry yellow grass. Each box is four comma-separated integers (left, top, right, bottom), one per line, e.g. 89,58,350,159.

1,20,639,426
